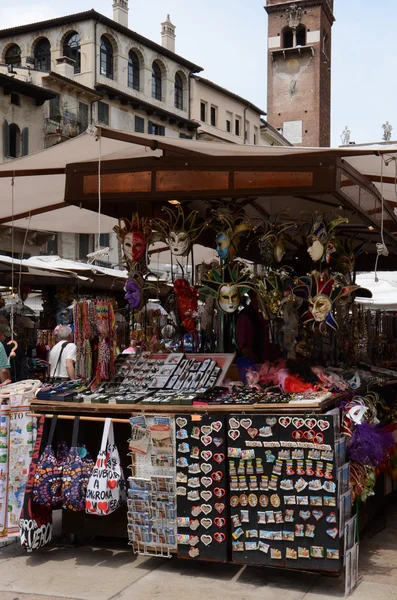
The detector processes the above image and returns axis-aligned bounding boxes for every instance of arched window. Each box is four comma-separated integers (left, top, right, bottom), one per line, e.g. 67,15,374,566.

9,124,21,158
63,32,81,73
5,45,21,67
296,25,306,46
152,61,162,101
34,38,51,71
283,28,294,49
128,50,140,90
100,36,113,79
174,73,183,110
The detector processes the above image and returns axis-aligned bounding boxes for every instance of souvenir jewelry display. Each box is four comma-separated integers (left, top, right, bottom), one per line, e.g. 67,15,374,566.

176,414,228,562
227,414,341,568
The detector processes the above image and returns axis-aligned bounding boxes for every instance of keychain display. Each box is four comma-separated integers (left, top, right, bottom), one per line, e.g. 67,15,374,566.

175,414,228,562
227,414,342,570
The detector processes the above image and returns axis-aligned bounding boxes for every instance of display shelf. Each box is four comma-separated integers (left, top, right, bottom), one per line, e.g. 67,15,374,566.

31,395,340,416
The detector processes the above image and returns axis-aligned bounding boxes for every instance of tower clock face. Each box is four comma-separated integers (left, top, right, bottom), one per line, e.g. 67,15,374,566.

287,58,300,74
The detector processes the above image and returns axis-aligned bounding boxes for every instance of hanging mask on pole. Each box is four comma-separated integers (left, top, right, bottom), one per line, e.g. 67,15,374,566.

201,264,256,315
248,210,295,267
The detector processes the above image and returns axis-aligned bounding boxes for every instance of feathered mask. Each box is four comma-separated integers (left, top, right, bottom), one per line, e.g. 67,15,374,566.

293,270,360,332
113,214,152,272
249,210,296,266
304,214,349,264
150,204,207,258
334,236,366,276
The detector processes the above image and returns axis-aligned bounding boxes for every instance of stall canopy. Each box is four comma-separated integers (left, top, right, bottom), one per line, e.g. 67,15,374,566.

355,272,397,310
0,254,127,289
1,126,397,247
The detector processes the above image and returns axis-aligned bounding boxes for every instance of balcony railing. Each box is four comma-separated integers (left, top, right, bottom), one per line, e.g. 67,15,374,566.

44,116,82,138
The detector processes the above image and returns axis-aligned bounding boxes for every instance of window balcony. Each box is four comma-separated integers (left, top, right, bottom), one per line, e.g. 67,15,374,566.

44,116,82,139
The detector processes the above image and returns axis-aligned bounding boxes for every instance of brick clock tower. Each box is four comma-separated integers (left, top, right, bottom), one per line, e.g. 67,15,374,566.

265,0,335,147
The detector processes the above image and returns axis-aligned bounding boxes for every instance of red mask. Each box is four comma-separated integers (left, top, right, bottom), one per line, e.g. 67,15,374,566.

123,231,146,264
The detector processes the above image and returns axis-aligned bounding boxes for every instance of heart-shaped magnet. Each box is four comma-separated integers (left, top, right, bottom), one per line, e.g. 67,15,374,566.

240,419,252,430
229,418,239,429
190,519,200,530
212,421,222,432
266,417,277,427
228,430,240,441
318,419,330,432
214,487,226,498
213,437,224,448
201,490,212,501
201,435,212,446
312,510,324,521
326,512,337,524
292,418,304,429
201,518,212,530
299,511,311,521
279,417,291,428
305,418,316,429
201,534,212,546
248,428,259,439
176,417,187,428
211,471,223,482
214,517,226,528
201,450,212,461
201,463,212,474
201,504,212,515
201,477,212,488
214,532,226,544
214,502,225,514
326,527,338,539
201,425,212,435
214,453,225,464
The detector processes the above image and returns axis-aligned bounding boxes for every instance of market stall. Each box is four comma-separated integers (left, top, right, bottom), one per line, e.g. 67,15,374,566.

3,128,397,592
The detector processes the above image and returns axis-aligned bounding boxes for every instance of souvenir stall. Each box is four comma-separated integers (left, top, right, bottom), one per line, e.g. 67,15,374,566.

7,128,397,587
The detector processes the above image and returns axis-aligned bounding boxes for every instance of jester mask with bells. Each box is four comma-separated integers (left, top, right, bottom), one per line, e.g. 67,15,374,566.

211,206,252,263
201,264,255,315
151,204,207,258
293,270,360,332
113,214,152,272
250,210,296,266
305,214,349,264
255,267,296,319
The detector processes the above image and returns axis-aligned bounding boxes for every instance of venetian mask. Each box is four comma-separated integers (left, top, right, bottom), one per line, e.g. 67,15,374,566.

216,232,231,261
218,284,241,314
307,239,325,262
310,294,332,322
113,215,152,273
169,230,191,257
123,231,147,264
258,238,274,265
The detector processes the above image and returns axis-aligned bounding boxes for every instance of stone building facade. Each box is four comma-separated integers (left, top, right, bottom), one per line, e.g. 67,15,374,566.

0,2,290,264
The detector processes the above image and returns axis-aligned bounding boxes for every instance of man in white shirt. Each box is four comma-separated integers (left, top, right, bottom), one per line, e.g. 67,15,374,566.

49,325,77,380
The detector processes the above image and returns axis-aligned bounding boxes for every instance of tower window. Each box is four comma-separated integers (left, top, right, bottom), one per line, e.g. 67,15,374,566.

283,27,293,49
296,25,306,46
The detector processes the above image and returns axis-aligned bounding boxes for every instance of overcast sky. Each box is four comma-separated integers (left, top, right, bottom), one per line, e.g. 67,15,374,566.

0,0,394,146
